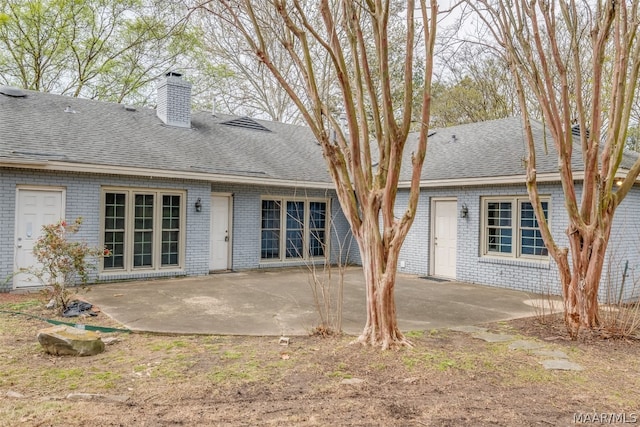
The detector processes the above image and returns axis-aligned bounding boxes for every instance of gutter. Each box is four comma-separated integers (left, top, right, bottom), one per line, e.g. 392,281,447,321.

1,159,634,190
398,170,635,189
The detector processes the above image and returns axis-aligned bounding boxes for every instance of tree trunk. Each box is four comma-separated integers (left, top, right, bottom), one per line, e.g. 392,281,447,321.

559,218,613,338
352,214,410,350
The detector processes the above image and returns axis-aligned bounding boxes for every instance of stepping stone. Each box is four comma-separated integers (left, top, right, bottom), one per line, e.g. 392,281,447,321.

533,349,569,359
450,325,488,334
540,359,583,371
472,332,516,343
508,340,545,351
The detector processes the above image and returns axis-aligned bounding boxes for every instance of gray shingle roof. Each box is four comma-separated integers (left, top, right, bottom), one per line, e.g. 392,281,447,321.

2,89,636,185
402,117,639,182
0,88,331,184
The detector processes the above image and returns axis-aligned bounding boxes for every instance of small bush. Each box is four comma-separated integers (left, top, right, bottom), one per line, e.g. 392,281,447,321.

30,218,109,313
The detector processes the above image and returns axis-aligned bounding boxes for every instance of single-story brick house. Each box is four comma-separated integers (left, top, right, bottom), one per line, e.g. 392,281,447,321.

0,73,353,292
395,118,640,301
1,74,639,300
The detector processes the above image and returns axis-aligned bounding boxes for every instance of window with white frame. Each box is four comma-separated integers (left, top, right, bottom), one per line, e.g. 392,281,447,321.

102,188,186,272
482,196,549,259
260,198,329,261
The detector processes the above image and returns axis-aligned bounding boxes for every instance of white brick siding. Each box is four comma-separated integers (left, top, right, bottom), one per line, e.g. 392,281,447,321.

0,170,357,292
0,169,210,291
209,183,353,270
3,166,638,299
394,182,640,299
605,189,640,301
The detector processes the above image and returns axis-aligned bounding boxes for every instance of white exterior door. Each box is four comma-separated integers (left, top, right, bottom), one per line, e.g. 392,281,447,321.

209,195,231,271
14,188,65,289
433,199,457,279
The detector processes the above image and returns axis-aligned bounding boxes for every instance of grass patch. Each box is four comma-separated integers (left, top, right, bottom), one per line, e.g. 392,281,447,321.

0,299,42,311
44,368,84,382
221,350,243,360
207,360,270,385
327,370,352,379
149,340,189,352
405,330,424,339
150,353,198,380
506,366,556,384
92,371,122,389
369,362,386,370
326,361,352,379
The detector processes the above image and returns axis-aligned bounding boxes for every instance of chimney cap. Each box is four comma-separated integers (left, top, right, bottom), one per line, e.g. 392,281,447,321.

165,71,182,78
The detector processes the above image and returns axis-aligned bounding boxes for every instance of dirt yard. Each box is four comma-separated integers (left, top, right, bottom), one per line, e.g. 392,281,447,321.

1,292,639,426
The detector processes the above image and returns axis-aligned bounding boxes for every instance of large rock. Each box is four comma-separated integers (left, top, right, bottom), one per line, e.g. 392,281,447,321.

37,325,105,356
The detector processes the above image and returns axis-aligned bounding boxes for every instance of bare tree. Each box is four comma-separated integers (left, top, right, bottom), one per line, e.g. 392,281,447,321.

187,15,307,122
0,0,193,105
468,1,640,337
429,44,517,127
193,0,438,349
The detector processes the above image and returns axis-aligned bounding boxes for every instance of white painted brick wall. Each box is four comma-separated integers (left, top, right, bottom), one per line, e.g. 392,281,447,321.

0,169,210,291
605,188,640,301
394,182,640,299
209,183,354,270
3,166,637,299
394,184,563,294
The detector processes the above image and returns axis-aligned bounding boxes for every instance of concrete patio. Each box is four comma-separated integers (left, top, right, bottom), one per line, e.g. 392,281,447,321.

83,267,536,336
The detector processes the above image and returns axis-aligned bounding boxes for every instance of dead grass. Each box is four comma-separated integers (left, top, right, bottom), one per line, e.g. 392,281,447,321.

1,293,639,426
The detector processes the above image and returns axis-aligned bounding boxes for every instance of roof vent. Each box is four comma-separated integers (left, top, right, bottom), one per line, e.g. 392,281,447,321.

571,124,590,139
124,105,136,112
451,134,457,143
221,117,272,132
0,86,27,98
64,106,76,113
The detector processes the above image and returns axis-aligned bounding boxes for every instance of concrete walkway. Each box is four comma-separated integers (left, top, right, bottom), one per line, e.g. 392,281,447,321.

84,267,536,336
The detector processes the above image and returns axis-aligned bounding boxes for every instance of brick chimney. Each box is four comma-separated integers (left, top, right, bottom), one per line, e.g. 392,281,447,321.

157,72,191,128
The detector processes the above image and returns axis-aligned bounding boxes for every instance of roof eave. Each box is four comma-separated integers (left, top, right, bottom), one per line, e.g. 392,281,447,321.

399,172,577,188
2,160,635,190
398,170,635,188
0,160,336,190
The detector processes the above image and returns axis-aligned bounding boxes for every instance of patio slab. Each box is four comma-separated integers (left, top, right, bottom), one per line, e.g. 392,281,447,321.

84,267,536,336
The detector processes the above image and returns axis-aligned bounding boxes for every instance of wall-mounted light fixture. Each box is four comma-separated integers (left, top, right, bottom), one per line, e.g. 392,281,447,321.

195,197,202,212
460,203,468,219
616,178,624,187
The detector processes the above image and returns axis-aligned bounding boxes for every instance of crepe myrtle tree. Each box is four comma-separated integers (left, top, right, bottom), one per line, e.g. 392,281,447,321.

193,0,438,349
468,1,640,338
